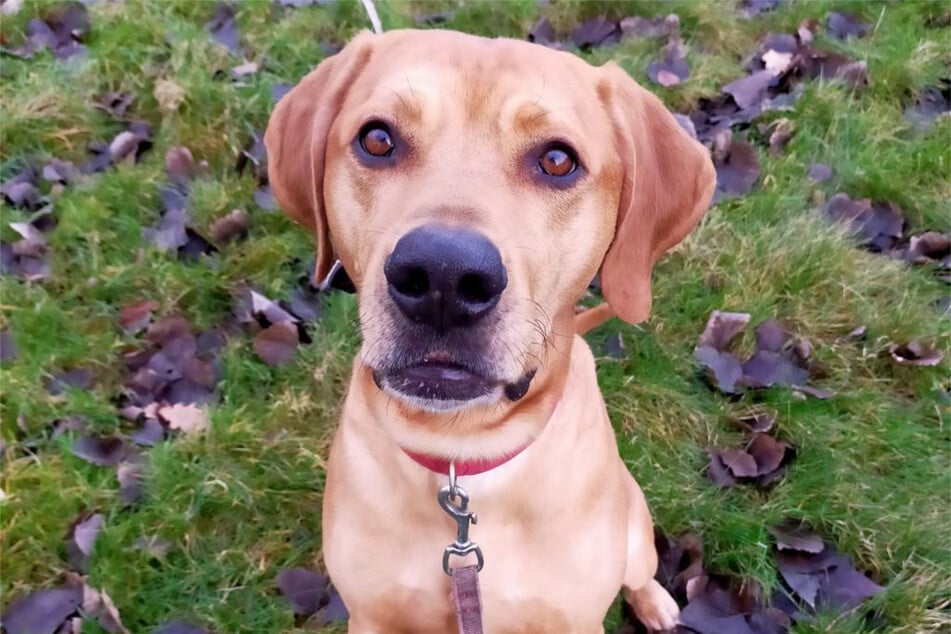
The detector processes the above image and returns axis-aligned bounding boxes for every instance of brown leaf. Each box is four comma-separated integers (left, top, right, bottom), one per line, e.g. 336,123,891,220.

119,299,158,335
81,584,128,634
698,310,751,351
206,2,242,56
729,410,776,433
570,16,620,50
231,60,260,79
826,11,870,40
722,70,774,110
527,18,558,47
254,322,299,366
276,567,330,616
209,209,249,244
1,585,82,634
158,403,209,435
713,134,761,201
695,346,745,394
65,512,104,572
888,340,943,366
905,231,950,264
647,37,690,87
807,163,833,183
746,433,788,474
72,436,131,466
165,146,195,185
117,460,144,506
768,520,825,554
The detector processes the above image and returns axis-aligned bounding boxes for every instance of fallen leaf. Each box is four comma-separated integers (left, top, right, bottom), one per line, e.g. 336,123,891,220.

888,340,943,366
822,193,903,251
1,166,41,209
722,70,774,110
713,133,761,201
647,37,690,87
65,512,104,571
807,163,833,183
570,16,620,50
738,0,779,19
768,521,825,554
772,527,883,615
602,332,625,360
903,83,950,131
231,60,259,80
158,403,209,435
315,585,349,626
117,460,144,506
209,209,249,244
42,158,78,185
271,82,293,103
1,585,82,634
92,91,134,118
619,15,670,39
46,368,95,396
695,345,745,394
767,118,795,155
527,18,558,47
698,310,751,351
119,299,159,335
130,417,166,446
904,231,950,264
81,584,128,634
72,436,131,466
165,146,195,185
762,48,794,75
206,3,242,56
729,410,776,433
253,184,275,210
276,568,330,616
254,322,299,366
826,11,871,40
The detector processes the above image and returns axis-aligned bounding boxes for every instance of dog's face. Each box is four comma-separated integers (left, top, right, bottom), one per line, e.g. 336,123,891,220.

266,30,714,431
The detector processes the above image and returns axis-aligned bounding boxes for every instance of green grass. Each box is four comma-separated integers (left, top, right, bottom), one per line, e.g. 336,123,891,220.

1,1,949,632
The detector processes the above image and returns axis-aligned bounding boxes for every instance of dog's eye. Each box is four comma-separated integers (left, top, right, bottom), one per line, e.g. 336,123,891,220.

538,145,577,177
359,123,395,157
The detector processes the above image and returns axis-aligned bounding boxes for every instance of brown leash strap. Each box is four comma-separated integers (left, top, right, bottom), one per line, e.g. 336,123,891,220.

451,565,484,634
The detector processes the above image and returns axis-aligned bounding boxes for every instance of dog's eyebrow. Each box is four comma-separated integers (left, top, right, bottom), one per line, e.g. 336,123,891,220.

510,102,581,140
381,85,423,122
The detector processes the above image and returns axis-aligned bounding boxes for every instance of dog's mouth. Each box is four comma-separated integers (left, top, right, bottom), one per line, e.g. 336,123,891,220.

372,357,536,412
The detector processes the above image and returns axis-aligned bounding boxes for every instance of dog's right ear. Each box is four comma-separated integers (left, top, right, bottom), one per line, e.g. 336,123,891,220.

265,33,374,283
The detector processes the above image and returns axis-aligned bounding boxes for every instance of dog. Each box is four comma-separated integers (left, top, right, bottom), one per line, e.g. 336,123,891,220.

266,28,715,633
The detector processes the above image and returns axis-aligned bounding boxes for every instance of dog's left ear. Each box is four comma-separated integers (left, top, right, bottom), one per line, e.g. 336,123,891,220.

598,64,716,324
264,32,374,284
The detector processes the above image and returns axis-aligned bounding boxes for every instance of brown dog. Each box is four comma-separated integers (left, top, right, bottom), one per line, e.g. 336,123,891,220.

266,29,715,633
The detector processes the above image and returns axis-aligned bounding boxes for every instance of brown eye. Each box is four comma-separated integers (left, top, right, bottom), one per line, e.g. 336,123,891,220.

360,124,395,157
539,146,577,177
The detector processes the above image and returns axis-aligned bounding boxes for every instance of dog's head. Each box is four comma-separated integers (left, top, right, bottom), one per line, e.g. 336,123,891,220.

266,30,714,442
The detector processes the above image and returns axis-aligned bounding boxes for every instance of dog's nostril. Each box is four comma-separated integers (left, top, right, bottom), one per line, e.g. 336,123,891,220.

457,273,492,304
396,267,429,298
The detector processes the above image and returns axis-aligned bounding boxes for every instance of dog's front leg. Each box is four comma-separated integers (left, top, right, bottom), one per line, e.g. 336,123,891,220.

620,472,679,631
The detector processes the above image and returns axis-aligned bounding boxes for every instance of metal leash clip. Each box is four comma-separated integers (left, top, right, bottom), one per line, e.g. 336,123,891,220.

438,462,484,575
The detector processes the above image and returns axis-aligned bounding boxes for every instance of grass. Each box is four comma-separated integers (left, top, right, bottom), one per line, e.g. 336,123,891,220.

1,0,949,632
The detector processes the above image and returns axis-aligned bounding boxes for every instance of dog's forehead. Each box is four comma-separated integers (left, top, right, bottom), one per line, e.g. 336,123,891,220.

352,30,603,131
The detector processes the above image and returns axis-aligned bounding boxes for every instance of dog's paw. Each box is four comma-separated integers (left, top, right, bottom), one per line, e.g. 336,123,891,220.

627,579,680,631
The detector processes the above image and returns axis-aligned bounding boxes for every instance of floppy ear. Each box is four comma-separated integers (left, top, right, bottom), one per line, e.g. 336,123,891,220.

264,33,374,283
599,63,716,324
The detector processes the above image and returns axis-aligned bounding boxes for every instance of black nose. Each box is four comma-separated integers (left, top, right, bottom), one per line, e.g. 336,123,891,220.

384,225,507,331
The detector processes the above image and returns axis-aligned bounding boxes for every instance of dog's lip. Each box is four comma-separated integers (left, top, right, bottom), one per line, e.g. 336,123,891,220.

377,360,498,403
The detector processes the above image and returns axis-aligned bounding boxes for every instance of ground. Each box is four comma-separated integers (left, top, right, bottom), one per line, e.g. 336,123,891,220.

1,0,948,632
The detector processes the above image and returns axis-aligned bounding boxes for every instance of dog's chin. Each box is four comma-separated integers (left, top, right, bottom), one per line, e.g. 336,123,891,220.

372,362,535,414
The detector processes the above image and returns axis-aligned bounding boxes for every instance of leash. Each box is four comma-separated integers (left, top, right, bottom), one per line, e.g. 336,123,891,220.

439,462,485,634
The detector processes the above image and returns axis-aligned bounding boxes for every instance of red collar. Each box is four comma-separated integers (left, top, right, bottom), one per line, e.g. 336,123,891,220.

402,443,530,476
